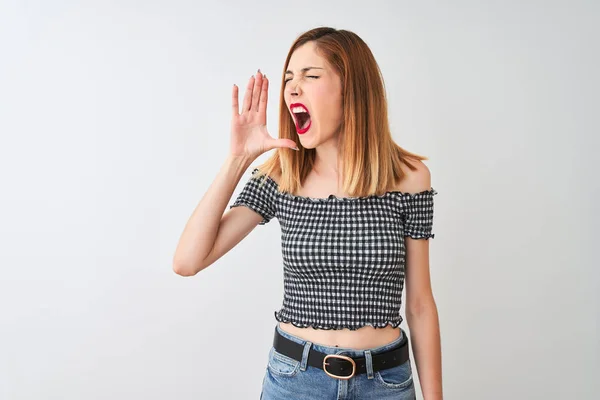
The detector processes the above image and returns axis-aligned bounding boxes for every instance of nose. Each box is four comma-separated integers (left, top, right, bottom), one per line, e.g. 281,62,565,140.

290,80,302,97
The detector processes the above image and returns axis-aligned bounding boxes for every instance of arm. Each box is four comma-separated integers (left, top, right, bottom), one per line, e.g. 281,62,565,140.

405,237,443,400
172,154,263,276
173,70,296,276
400,160,443,399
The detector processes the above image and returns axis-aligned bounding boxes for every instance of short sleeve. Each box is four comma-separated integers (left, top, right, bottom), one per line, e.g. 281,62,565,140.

400,188,437,239
229,168,279,225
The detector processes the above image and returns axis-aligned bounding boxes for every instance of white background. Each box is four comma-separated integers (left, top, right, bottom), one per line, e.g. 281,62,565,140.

1,0,598,399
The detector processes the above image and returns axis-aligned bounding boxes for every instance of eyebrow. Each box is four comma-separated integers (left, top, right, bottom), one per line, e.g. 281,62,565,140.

284,67,324,75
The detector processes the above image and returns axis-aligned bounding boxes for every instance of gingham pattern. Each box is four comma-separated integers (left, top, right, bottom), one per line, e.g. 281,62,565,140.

230,168,437,330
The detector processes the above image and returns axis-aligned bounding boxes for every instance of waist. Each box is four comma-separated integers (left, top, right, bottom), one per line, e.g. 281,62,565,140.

277,321,402,350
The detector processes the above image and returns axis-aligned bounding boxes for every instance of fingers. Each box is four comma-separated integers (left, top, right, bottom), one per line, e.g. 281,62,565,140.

258,75,268,125
241,75,254,113
231,84,239,117
270,138,299,151
235,70,268,118
251,71,263,112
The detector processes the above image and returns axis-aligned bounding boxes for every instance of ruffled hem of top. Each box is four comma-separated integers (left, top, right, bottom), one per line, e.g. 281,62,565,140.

252,169,437,203
274,312,403,331
405,232,436,240
279,188,437,203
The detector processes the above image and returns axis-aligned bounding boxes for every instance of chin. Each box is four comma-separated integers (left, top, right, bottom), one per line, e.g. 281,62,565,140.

297,134,319,149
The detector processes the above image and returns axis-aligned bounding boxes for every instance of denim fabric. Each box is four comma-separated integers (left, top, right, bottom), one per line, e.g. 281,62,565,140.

260,324,416,400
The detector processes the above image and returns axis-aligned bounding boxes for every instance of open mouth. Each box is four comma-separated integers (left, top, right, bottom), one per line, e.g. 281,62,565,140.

290,103,312,134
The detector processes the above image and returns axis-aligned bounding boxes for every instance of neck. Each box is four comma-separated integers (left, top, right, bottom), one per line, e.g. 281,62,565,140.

313,141,341,178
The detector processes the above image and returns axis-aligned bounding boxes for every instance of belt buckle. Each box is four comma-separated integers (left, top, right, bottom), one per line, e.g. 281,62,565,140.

323,354,356,380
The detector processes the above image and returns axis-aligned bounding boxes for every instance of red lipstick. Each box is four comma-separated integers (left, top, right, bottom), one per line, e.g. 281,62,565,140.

290,103,312,134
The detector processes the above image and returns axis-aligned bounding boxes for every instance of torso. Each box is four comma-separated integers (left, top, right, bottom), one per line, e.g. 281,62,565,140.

278,322,402,350
271,162,418,350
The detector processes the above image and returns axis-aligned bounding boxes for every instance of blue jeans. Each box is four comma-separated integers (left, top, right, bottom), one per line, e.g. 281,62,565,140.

260,323,416,399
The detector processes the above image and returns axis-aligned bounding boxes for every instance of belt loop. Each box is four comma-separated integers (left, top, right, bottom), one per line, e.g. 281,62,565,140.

300,341,312,371
364,350,374,379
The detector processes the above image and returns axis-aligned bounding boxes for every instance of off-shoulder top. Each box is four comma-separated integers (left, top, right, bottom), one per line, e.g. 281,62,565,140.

229,168,437,331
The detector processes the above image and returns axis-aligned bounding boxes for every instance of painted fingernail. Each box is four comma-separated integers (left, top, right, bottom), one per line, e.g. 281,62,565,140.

292,146,299,151
258,68,261,73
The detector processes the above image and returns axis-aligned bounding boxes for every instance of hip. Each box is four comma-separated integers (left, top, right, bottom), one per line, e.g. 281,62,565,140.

260,323,416,400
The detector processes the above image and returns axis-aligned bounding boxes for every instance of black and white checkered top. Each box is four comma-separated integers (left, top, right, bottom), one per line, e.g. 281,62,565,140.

230,168,437,331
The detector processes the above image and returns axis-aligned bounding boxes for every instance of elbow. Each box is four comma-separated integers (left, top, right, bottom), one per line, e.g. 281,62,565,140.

172,258,202,277
172,263,194,276
406,296,437,319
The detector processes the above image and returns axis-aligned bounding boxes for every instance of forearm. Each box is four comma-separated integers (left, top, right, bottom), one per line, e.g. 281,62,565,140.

406,301,443,400
172,154,252,276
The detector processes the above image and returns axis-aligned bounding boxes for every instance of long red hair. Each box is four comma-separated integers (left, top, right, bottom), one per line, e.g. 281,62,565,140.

255,27,427,196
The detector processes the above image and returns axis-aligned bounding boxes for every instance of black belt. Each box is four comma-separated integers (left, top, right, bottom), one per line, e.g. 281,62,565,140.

272,326,409,380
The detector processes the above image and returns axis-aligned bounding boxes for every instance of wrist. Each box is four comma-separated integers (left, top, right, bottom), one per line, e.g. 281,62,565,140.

225,153,253,171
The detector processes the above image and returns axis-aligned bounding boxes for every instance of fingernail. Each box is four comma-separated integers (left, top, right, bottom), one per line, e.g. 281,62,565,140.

258,68,261,73
292,146,299,151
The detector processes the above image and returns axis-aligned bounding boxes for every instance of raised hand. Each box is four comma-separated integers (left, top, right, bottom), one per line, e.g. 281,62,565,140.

230,70,298,160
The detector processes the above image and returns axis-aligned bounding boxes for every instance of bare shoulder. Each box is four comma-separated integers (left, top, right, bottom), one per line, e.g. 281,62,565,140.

396,159,431,193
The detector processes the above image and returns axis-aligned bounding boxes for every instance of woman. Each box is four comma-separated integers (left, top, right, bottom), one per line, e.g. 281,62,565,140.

173,27,442,400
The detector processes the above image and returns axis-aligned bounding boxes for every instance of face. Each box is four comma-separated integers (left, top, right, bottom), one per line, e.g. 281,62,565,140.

284,41,343,149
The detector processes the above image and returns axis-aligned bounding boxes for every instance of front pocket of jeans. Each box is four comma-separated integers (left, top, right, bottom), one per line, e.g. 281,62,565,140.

267,347,300,377
374,359,413,389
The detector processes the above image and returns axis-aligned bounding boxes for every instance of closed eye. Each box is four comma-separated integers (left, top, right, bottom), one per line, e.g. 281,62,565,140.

284,76,320,84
